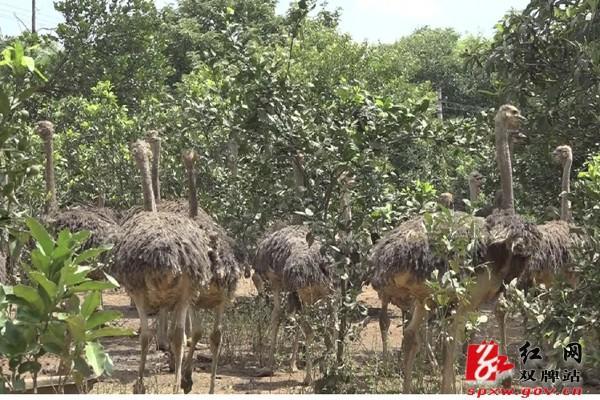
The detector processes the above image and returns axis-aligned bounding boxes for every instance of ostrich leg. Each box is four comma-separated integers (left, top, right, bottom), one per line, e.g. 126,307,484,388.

170,303,189,394
299,316,314,385
379,297,391,366
209,302,225,394
289,328,300,372
157,309,170,352
133,298,151,394
267,285,283,370
182,310,202,394
402,300,428,393
494,294,508,355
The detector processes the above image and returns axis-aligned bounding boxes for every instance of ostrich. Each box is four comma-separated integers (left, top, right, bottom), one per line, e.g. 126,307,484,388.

110,140,213,394
253,224,332,385
180,148,244,394
369,105,539,393
140,131,248,351
526,145,574,285
495,145,575,355
437,192,454,209
35,121,120,280
252,154,336,385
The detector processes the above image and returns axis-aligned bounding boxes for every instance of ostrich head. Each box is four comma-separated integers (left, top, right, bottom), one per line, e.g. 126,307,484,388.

182,149,197,170
469,170,484,190
130,140,152,167
35,120,54,141
495,104,526,131
438,192,454,209
146,130,161,146
552,145,573,166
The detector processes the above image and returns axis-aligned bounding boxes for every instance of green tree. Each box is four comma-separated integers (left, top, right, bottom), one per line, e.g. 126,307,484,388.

50,0,172,106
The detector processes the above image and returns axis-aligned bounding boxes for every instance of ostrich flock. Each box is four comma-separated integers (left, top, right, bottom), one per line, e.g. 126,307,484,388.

6,104,579,393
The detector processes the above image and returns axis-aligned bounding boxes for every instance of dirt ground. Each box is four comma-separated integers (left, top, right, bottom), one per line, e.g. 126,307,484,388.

8,277,599,394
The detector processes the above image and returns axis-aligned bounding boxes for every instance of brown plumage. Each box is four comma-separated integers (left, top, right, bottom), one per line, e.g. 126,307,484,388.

110,140,212,394
254,225,331,293
177,148,243,394
253,224,332,385
521,145,576,287
370,214,486,285
524,221,570,282
111,211,212,302
369,105,534,393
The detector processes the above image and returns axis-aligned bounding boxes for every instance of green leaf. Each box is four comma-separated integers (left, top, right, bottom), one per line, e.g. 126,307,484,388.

66,315,86,342
12,284,45,313
40,321,67,354
60,264,92,287
86,327,133,341
71,281,116,293
85,342,112,376
74,246,110,265
86,310,121,330
30,250,51,275
73,356,93,379
28,271,58,299
13,42,24,65
71,230,91,244
81,291,101,319
21,56,35,72
26,218,54,256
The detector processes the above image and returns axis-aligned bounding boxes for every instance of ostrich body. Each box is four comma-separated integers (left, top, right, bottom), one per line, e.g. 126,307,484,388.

524,145,575,287
254,224,332,385
36,121,120,281
138,132,247,352
369,105,539,393
180,148,243,394
111,141,213,394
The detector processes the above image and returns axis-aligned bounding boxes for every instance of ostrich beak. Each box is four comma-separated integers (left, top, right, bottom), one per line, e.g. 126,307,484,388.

517,114,527,122
514,132,527,140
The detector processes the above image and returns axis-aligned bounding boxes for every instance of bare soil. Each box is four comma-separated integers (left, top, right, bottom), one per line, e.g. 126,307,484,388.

5,278,598,394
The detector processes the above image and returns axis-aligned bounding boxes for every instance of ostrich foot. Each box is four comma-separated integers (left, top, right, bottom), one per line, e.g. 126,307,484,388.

288,363,298,373
133,379,145,394
302,374,313,386
181,371,193,394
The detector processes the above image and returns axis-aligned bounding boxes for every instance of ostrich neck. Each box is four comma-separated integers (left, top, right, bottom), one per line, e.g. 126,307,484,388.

150,141,161,203
43,139,58,214
469,181,479,203
292,158,306,195
560,158,572,222
495,121,514,212
137,155,156,212
187,167,198,218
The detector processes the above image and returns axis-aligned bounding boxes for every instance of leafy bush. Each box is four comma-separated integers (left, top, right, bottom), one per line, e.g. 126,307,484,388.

0,218,131,393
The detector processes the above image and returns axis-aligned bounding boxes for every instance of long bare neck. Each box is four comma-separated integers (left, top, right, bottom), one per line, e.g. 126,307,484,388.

560,157,572,222
495,120,514,212
150,141,161,203
43,138,58,214
469,180,479,203
187,165,198,218
292,155,306,196
136,153,156,212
